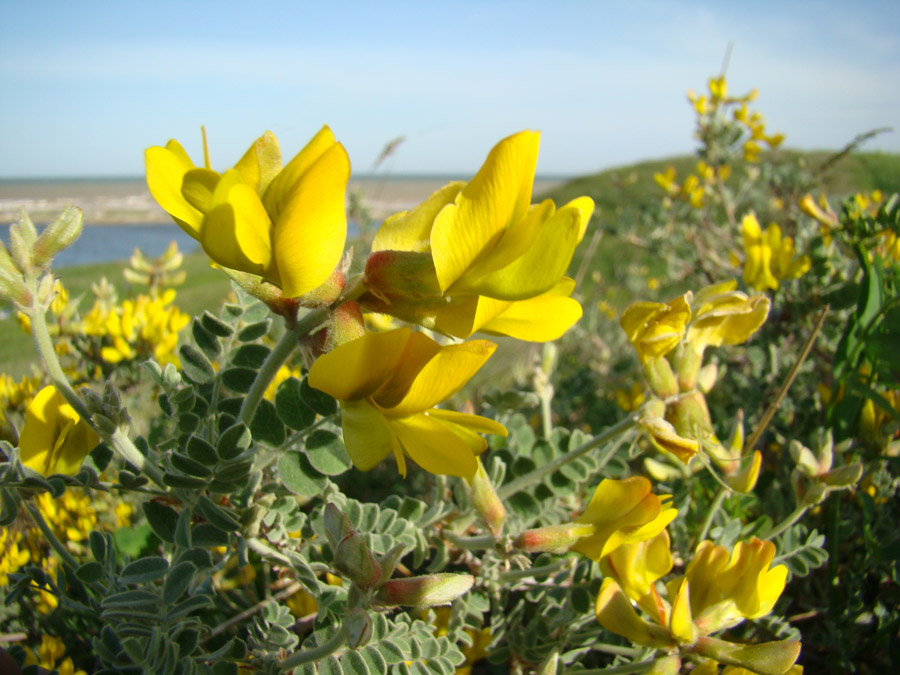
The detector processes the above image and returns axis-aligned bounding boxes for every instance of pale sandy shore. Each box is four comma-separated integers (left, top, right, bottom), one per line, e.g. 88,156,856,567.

0,176,564,225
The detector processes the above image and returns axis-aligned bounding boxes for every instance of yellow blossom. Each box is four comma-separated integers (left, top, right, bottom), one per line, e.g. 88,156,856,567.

0,530,30,585
600,529,673,614
362,131,593,341
308,327,507,478
743,140,761,162
615,382,645,412
18,386,98,476
146,126,350,298
686,280,770,353
741,214,810,291
654,166,679,195
708,76,727,102
620,293,692,363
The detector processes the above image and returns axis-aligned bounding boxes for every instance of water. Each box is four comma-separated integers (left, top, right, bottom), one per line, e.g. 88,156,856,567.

0,223,201,268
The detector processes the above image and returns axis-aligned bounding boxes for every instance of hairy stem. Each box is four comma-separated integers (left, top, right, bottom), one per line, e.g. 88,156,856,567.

697,487,728,544
764,505,809,541
498,415,638,499
279,629,347,671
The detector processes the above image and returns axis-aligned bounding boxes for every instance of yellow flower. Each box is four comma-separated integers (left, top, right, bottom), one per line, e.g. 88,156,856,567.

654,166,679,195
743,140,761,162
686,280,770,353
615,382,645,412
708,76,727,102
18,386,98,476
741,213,810,292
571,477,678,561
308,327,507,478
362,131,593,341
600,529,673,613
620,293,692,363
146,127,350,298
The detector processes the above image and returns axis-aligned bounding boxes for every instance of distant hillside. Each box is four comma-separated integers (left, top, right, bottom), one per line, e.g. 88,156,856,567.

537,150,900,218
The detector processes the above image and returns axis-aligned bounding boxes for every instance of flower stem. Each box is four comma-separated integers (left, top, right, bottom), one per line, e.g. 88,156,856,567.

565,658,662,675
238,307,327,426
24,498,80,573
26,303,167,488
498,557,575,582
763,505,809,541
498,415,638,499
697,487,728,544
279,629,347,671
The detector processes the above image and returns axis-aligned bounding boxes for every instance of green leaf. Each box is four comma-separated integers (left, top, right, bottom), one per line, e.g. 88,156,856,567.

163,561,197,604
177,412,201,434
201,310,234,337
218,422,252,460
143,501,179,543
165,594,214,620
231,343,271,368
341,650,371,675
507,492,541,521
163,472,209,489
179,344,215,384
75,561,105,584
114,522,155,558
222,367,258,393
251,399,286,446
120,556,170,584
186,435,219,465
192,318,221,359
171,452,214,478
192,523,230,547
89,530,109,565
101,589,159,609
275,377,316,430
237,319,271,341
306,430,352,476
301,377,337,416
175,508,193,549
195,495,241,532
278,451,328,499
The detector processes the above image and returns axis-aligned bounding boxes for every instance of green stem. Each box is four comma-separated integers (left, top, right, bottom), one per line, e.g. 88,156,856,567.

697,487,728,544
279,629,347,671
445,533,497,551
27,303,167,488
238,308,327,426
24,498,80,572
763,505,809,541
539,385,554,440
498,415,638,499
498,557,575,582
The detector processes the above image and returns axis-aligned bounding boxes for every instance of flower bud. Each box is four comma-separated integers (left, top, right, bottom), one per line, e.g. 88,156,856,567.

32,206,83,268
691,636,801,675
333,532,382,590
9,213,37,273
645,656,681,675
513,522,595,554
359,250,447,323
466,457,506,537
725,450,762,493
640,415,700,464
375,573,474,608
643,357,679,399
326,301,365,350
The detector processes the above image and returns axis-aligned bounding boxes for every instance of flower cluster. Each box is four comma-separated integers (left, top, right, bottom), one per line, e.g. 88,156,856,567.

740,213,810,292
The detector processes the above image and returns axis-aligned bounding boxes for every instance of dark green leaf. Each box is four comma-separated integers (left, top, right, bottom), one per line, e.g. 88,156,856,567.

195,495,241,532
237,319,270,341
101,590,159,608
186,435,219,465
251,399,286,446
120,556,170,584
163,472,209,489
179,344,215,384
177,412,201,434
301,377,337,416
507,492,541,521
231,343,271,368
114,522,154,558
143,501,179,543
175,508,193,549
192,318,221,359
275,377,316,430
218,421,252,460
165,594,214,620
75,561,105,584
201,310,234,337
163,561,196,604
192,523,230,547
171,452,213,478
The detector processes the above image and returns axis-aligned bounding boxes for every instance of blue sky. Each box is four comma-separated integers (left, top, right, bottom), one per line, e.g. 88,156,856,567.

1,0,898,178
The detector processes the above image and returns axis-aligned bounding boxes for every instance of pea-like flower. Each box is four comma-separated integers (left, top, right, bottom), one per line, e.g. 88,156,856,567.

18,386,98,476
686,280,770,354
361,131,593,341
620,293,692,364
741,213,810,292
600,530,674,614
146,127,350,299
307,327,507,478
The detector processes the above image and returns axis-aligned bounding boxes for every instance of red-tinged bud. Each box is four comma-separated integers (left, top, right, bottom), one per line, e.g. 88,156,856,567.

513,523,595,554
375,573,474,608
327,301,365,350
466,457,506,537
360,250,447,323
645,656,681,675
298,267,346,309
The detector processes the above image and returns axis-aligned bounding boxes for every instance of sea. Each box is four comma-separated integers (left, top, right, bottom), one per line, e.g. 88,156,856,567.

0,175,565,268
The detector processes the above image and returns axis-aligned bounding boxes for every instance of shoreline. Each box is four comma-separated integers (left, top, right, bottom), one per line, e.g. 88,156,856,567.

0,177,564,225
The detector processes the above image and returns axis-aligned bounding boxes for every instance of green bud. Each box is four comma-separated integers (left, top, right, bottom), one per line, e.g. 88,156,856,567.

643,357,679,399
9,212,37,273
513,522,594,554
466,457,506,538
32,206,83,268
821,462,863,489
691,635,801,675
297,267,346,309
644,655,681,675
323,503,353,548
333,532,382,590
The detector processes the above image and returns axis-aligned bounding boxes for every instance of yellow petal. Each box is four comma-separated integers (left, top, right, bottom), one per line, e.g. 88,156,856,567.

595,578,659,646
372,182,464,253
272,140,350,297
145,142,202,235
578,477,652,524
339,399,400,472
233,131,283,195
202,169,273,277
425,408,508,438
263,126,337,220
462,198,592,300
669,578,698,643
308,327,411,401
372,331,443,408
478,279,583,341
181,168,221,213
389,413,478,477
431,130,540,293
386,340,496,416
